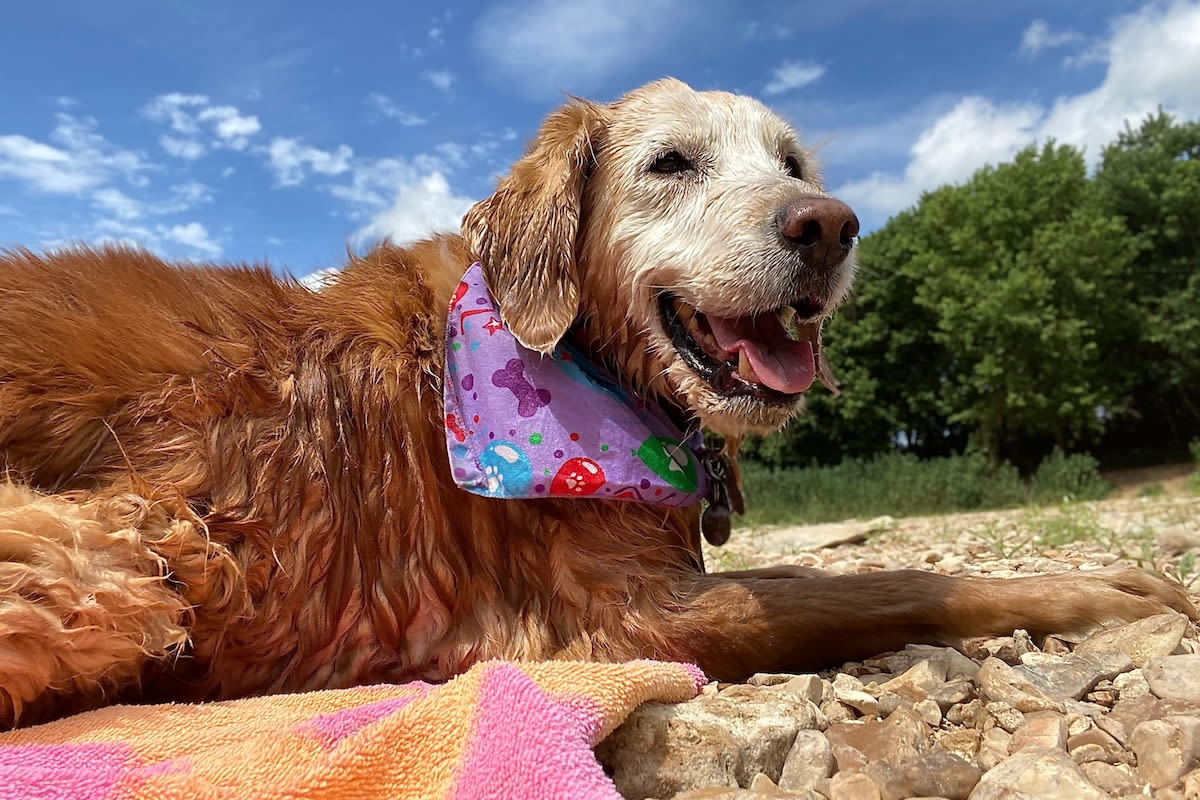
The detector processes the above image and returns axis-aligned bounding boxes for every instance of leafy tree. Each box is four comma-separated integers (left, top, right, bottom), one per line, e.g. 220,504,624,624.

1093,110,1200,458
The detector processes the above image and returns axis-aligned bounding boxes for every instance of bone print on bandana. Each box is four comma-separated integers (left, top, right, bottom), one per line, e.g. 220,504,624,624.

443,263,709,506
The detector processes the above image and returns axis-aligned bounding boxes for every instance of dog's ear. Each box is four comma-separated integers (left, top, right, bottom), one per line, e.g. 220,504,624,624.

462,99,608,355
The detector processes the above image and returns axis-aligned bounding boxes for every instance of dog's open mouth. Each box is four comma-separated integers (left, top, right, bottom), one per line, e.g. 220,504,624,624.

658,292,830,402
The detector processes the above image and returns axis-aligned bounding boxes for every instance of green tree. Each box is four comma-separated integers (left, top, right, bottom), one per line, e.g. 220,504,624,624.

1093,110,1200,458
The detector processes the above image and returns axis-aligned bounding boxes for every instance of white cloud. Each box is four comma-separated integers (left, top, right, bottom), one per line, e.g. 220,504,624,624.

423,70,455,92
160,135,205,160
159,181,214,214
366,93,428,126
92,187,142,220
163,222,221,257
763,61,826,96
835,0,1200,220
352,171,474,246
267,137,353,185
142,93,208,135
474,0,699,96
299,267,340,290
1020,19,1085,55
428,25,445,45
0,113,149,194
93,218,222,259
321,152,474,247
197,105,261,150
143,93,261,156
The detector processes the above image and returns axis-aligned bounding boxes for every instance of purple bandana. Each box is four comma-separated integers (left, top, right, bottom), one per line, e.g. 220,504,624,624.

443,263,709,506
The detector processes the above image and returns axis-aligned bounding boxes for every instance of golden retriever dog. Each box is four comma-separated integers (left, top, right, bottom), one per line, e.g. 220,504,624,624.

0,78,1194,727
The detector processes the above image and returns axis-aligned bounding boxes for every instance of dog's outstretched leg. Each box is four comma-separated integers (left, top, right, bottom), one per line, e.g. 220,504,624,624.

668,567,1198,681
0,483,193,727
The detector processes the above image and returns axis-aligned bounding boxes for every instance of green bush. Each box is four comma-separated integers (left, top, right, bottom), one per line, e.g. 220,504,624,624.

738,451,1026,527
737,448,1111,527
1029,449,1111,504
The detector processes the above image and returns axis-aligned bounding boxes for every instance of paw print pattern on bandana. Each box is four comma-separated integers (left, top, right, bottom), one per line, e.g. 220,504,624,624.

477,441,533,496
550,457,606,496
492,358,552,418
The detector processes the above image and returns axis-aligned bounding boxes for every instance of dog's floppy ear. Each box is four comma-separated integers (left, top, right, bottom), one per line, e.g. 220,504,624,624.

462,99,608,355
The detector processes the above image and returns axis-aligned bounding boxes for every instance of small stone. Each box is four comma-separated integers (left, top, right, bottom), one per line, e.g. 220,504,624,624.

936,728,982,762
984,701,1025,733
821,699,859,723
747,673,796,687
977,728,1013,771
597,690,824,799
864,751,981,800
928,678,975,712
1113,668,1150,700
1068,725,1124,765
836,690,879,716
1096,693,1164,747
1078,761,1142,796
779,730,834,794
747,773,789,795
945,699,988,729
977,657,1065,713
1145,654,1200,704
875,693,910,718
1129,716,1200,789
825,707,929,766
1015,650,1133,700
1009,711,1068,752
779,675,826,706
1065,712,1091,737
1069,743,1110,765
1075,612,1191,668
884,645,980,681
828,771,881,800
969,747,1107,799
878,659,947,701
914,697,942,727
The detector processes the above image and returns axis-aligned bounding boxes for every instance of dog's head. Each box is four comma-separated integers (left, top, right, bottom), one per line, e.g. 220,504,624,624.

463,78,858,437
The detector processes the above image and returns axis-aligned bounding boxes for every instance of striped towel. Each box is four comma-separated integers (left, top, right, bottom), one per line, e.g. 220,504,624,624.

0,659,705,799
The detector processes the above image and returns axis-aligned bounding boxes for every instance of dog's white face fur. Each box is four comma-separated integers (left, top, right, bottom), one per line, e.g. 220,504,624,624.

465,78,859,437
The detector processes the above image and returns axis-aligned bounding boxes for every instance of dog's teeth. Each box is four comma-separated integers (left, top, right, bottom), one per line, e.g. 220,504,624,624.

672,299,695,323
737,350,757,382
777,306,796,328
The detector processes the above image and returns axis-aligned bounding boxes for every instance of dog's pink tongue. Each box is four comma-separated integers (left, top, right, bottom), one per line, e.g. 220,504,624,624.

706,313,816,394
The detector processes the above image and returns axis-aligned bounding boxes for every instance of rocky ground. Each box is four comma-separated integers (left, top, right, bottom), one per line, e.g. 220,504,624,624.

599,490,1200,799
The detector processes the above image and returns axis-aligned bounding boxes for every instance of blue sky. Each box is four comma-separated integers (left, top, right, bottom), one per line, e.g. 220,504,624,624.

2,0,1198,281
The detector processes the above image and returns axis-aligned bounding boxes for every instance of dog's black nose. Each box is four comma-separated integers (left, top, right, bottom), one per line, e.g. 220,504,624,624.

776,197,860,268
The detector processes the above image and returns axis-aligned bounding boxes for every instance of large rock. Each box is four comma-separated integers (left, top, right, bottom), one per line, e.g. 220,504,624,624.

1015,651,1133,700
597,691,822,799
863,751,982,800
1075,612,1191,668
976,657,1065,713
824,707,929,766
968,747,1107,799
1129,716,1200,789
1145,654,1200,705
778,730,834,793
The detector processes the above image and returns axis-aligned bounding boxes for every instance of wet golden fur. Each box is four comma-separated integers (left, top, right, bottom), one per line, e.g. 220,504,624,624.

1,79,1195,727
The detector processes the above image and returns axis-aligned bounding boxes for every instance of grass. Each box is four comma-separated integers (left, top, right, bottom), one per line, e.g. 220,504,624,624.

739,449,1112,528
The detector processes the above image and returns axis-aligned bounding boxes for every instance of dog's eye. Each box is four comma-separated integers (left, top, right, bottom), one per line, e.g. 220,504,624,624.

648,151,695,175
785,155,805,180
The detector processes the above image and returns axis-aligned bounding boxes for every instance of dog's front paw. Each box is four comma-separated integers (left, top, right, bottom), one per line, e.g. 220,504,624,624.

1068,566,1198,626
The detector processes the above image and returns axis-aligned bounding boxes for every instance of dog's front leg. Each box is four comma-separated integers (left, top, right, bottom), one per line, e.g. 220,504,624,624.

668,567,1197,681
